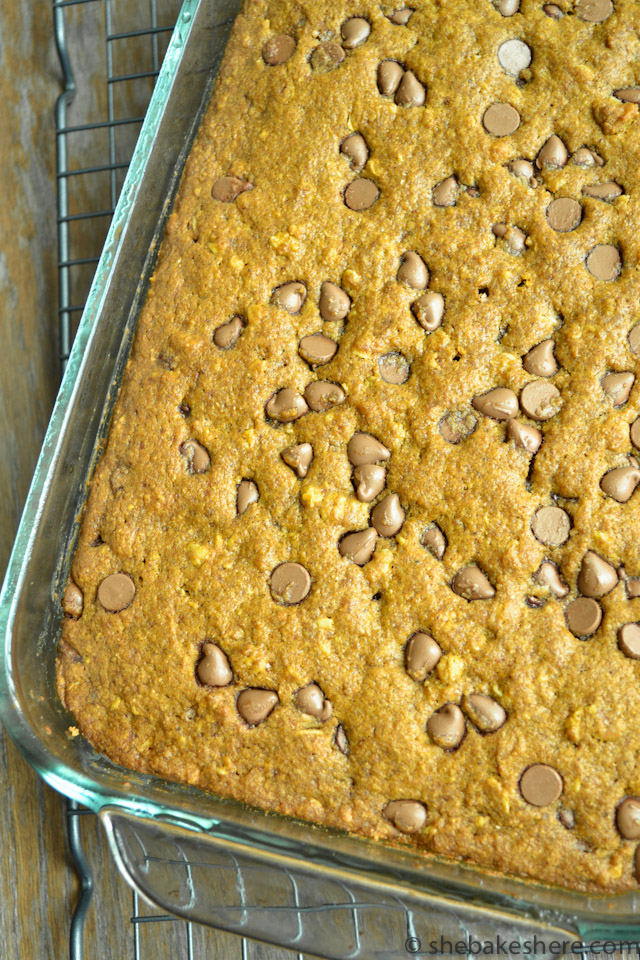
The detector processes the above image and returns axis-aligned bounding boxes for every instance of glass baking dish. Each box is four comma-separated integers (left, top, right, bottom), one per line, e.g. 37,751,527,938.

2,0,640,954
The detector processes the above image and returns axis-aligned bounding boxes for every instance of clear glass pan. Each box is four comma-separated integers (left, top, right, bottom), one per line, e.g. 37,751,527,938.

1,0,639,954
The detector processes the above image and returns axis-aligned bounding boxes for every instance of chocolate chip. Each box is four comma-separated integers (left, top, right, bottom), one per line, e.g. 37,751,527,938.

523,340,558,377
472,387,519,421
614,88,640,103
531,506,571,546
462,694,506,733
632,418,640,450
543,4,563,17
619,623,640,659
616,797,640,840
379,352,410,384
404,632,442,681
262,35,296,65
270,562,311,604
377,60,404,97
299,334,338,368
507,419,542,453
347,433,391,466
497,39,531,77
383,799,427,833
628,326,640,355
335,724,349,754
98,573,136,613
635,846,640,884
197,642,233,687
433,176,458,207
492,222,527,254
427,704,466,749
508,158,536,186
495,0,520,14
582,182,623,201
439,411,477,444
237,480,259,515
339,528,378,565
353,464,386,503
395,70,426,106
304,381,346,411
627,579,640,599
602,371,634,406
565,597,602,636
180,440,211,473
397,251,429,290
340,133,369,170
586,245,621,282
341,17,370,49
237,688,278,725
389,8,414,24
319,281,351,322
266,388,309,422
421,524,447,559
296,683,333,720
578,551,618,598
546,198,582,233
452,565,496,600
310,42,345,71
281,442,313,478
600,465,640,503
344,178,379,211
211,176,253,202
213,315,245,349
271,281,307,314
534,561,569,598
62,582,84,619
573,146,604,167
411,291,445,332
371,493,405,537
536,135,568,170
483,102,521,137
520,381,562,420
519,764,563,806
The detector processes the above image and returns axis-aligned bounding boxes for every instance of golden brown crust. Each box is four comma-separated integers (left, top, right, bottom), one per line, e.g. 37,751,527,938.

58,0,640,893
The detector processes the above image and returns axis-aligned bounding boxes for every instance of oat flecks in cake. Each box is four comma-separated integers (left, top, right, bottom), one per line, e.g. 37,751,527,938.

57,0,640,896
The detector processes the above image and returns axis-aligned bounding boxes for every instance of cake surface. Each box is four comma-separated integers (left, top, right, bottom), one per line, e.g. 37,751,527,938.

57,0,640,894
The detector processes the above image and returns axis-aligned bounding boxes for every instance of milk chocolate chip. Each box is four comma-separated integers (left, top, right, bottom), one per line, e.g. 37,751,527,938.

616,797,640,840
237,688,278,725
211,176,253,202
452,566,496,600
602,371,634,406
586,245,621,282
389,8,414,24
377,60,403,97
578,551,618,598
614,87,640,104
405,632,442,681
600,465,640,503
531,506,571,546
397,251,429,290
270,562,311,604
543,3,563,17
520,381,562,420
536,135,568,170
433,176,458,207
576,0,612,19
412,291,445,332
395,70,426,106
310,42,345,71
296,683,333,720
271,281,307,314
340,133,369,170
353,463,386,503
519,764,563,806
299,334,338,368
565,597,602,636
618,623,640,659
507,420,542,453
339,528,378,565
523,340,558,377
627,579,640,599
213,315,245,349
462,694,506,733
347,433,391,466
262,35,296,65
427,704,466,749
583,182,623,201
341,17,370,49
546,198,582,233
265,388,308,422
304,381,346,411
319,281,351,321
492,223,527,254
379,353,410,384
483,103,521,137
383,800,427,833
573,146,604,167
237,480,259,515
439,411,477,444
472,387,518,421
62,582,84,619
180,440,210,474
632,419,640,450
197,643,233,687
344,178,379,211
534,561,569,598
371,494,405,537
630,327,640,356
335,724,349,754
98,573,135,613
497,39,532,77
495,0,520,13
508,158,536,186
421,524,447,560
281,443,313,478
